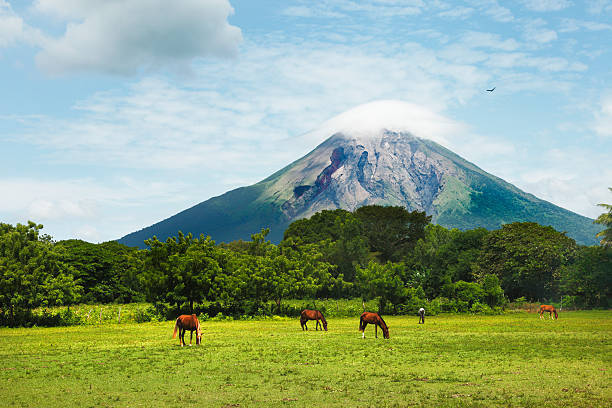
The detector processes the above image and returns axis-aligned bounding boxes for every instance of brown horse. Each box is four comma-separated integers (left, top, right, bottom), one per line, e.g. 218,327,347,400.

539,305,558,320
359,312,389,339
172,314,202,346
300,309,327,331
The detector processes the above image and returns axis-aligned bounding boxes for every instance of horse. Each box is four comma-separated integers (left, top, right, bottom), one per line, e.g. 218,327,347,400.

359,312,389,339
418,307,425,324
172,314,202,346
539,305,558,320
300,309,327,331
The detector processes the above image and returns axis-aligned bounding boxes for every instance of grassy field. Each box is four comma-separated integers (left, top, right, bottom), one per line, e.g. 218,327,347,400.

0,311,610,407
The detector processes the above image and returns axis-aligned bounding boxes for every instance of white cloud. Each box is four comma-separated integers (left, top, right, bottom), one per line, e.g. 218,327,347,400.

33,0,242,75
521,0,572,12
522,18,558,44
304,100,466,147
0,1,23,47
28,198,95,220
282,5,344,18
512,149,612,219
281,0,426,18
438,7,475,19
460,31,520,51
0,176,193,242
471,0,514,22
560,18,612,32
586,0,612,14
593,95,612,138
0,1,45,48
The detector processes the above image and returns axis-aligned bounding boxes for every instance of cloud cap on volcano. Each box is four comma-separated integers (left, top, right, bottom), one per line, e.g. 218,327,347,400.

308,100,466,147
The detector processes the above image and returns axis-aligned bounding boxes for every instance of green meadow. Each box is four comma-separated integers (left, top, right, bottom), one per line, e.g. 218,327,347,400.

0,311,610,407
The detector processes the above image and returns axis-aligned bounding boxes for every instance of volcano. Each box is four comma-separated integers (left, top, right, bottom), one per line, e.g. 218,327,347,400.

118,101,601,247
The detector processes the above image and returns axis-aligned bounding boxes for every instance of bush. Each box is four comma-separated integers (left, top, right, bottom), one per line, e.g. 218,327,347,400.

133,305,158,323
426,298,442,316
470,302,491,314
33,308,83,327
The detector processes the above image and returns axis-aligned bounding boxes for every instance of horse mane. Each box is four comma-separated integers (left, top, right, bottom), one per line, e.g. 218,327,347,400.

377,314,388,330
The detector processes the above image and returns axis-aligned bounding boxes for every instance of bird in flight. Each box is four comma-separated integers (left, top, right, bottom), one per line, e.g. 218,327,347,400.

486,87,496,92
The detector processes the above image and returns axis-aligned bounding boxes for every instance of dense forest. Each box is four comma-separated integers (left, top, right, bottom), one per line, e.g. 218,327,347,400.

1,200,610,326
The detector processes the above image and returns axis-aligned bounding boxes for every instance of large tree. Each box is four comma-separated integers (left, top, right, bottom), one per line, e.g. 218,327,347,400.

55,239,143,303
406,225,488,298
561,245,611,308
0,222,81,325
354,205,431,263
476,222,576,301
142,231,222,313
356,261,408,313
245,229,332,313
283,210,368,284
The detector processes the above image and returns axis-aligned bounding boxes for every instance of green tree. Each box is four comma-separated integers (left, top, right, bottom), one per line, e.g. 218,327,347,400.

283,210,368,286
55,239,143,303
561,245,611,308
0,222,81,325
246,230,332,313
142,231,201,312
594,187,612,247
476,222,576,301
283,209,354,243
480,274,505,308
169,236,223,313
407,224,485,298
354,205,431,262
356,261,408,313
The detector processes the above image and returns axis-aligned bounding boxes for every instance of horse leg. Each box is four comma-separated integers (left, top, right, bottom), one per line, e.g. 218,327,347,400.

362,322,367,338
189,330,193,346
179,328,185,346
316,319,320,331
375,324,378,338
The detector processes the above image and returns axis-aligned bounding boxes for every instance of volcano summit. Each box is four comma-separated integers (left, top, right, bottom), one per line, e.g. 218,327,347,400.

119,101,600,247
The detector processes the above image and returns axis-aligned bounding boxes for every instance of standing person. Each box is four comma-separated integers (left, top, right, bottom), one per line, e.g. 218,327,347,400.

418,307,425,324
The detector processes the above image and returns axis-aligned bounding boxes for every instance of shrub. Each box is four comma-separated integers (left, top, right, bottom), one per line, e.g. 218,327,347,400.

470,302,492,314
133,305,158,323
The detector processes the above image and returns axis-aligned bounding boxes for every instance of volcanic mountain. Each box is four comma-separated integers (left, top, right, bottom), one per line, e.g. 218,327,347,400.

119,101,601,247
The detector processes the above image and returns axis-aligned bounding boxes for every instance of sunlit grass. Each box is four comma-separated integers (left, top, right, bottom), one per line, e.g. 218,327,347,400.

0,311,610,407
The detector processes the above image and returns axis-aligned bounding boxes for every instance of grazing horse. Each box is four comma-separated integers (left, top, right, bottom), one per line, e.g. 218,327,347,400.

539,305,558,320
359,312,389,339
300,309,327,331
418,307,425,324
172,314,202,346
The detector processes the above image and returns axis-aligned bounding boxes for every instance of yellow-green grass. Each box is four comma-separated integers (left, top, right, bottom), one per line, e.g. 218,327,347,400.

0,311,610,407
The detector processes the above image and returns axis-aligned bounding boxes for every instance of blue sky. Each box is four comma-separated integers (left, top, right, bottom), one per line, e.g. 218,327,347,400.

1,0,610,242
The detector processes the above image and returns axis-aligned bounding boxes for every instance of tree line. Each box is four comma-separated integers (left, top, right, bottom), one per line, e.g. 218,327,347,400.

1,200,610,326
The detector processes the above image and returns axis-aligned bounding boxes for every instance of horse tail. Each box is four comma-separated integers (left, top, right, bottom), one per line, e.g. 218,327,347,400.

172,317,180,338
